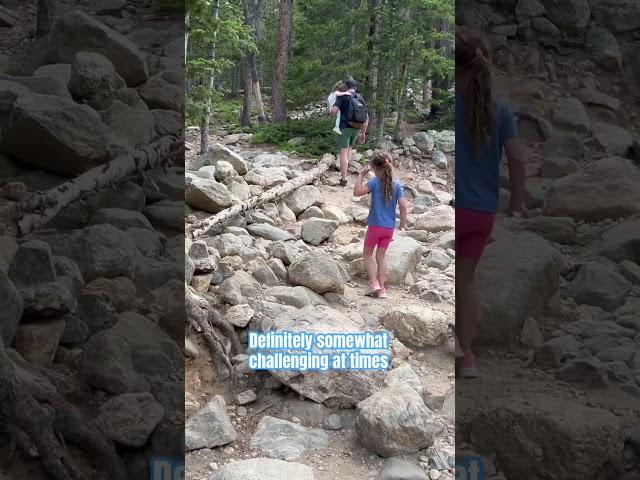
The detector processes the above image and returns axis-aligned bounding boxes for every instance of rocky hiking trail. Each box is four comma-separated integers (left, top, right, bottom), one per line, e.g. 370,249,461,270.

1,2,184,479
457,1,640,479
184,126,457,480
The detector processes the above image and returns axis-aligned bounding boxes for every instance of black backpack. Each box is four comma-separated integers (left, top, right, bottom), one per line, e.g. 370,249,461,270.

347,93,368,128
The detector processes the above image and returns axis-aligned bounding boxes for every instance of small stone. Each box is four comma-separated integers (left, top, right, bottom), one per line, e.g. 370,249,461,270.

323,414,343,430
235,390,257,406
237,406,248,416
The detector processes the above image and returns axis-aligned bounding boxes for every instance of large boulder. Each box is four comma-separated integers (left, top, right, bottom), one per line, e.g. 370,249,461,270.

209,143,248,175
466,395,623,480
34,224,140,281
186,177,236,213
97,392,164,447
569,262,630,311
259,305,386,407
185,396,236,451
584,28,622,71
8,239,56,288
249,416,329,461
288,253,345,294
219,271,262,305
0,89,130,176
246,224,294,241
544,157,640,222
415,205,454,232
541,0,590,30
588,0,640,33
385,236,422,284
284,185,324,215
300,219,338,245
476,233,562,345
381,306,449,348
355,385,438,457
592,122,633,156
210,459,315,480
138,75,183,112
68,51,125,108
50,11,148,86
589,217,640,264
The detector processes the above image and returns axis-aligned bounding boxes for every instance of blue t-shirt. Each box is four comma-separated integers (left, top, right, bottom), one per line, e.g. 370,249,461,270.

455,94,517,213
366,177,404,229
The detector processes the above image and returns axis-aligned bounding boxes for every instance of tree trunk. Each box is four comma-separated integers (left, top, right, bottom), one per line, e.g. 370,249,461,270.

241,58,253,127
364,0,380,101
15,136,181,236
200,0,219,157
244,0,266,123
36,0,56,37
185,11,190,69
191,156,332,238
393,60,409,142
271,0,293,123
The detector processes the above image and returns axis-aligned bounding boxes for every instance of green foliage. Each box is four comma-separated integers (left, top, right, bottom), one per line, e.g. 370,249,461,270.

159,0,184,12
252,117,371,157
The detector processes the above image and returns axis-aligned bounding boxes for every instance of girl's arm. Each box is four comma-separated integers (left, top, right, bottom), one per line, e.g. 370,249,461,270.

353,167,371,196
504,138,526,216
335,91,350,96
398,197,408,229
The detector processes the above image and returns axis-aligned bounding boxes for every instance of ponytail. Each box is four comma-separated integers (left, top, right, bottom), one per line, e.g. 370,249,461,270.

370,151,394,203
456,27,494,154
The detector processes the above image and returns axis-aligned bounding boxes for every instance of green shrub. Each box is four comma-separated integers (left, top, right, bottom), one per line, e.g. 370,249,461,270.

252,118,371,157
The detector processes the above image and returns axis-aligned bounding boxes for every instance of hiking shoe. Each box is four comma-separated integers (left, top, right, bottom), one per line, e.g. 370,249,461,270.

376,288,387,299
365,282,381,297
339,178,348,187
457,352,478,379
333,127,342,135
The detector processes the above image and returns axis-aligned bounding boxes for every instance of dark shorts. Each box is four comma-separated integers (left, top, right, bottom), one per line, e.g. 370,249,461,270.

455,208,496,260
338,127,360,149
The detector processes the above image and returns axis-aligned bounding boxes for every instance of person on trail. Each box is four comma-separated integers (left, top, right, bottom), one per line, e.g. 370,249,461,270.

353,151,408,300
327,81,351,135
331,79,369,187
455,26,526,378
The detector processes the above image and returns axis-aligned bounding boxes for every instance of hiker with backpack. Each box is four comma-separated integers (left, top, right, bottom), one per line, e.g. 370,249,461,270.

331,79,369,187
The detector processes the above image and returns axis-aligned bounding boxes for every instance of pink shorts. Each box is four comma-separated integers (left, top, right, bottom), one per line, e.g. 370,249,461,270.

456,208,496,260
364,226,394,250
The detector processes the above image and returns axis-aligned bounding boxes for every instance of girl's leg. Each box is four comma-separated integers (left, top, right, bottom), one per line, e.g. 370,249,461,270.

335,111,341,130
375,247,388,290
363,246,379,290
456,256,481,356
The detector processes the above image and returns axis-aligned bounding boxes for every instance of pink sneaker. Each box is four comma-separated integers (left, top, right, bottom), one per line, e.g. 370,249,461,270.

376,288,387,299
457,352,478,378
365,282,381,297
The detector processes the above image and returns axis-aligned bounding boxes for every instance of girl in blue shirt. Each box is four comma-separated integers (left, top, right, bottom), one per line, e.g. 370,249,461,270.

353,151,409,299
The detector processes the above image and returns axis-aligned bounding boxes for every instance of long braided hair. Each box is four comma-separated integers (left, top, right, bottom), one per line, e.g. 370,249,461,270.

456,26,494,154
371,151,394,203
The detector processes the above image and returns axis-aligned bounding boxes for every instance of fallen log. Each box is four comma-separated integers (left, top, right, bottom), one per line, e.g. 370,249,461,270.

16,135,182,236
190,155,332,238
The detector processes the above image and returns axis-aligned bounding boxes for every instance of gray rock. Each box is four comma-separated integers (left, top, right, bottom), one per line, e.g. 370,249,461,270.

323,414,343,431
285,185,324,215
288,253,345,294
541,0,590,30
259,306,385,407
516,0,546,21
540,157,579,178
264,286,328,308
424,249,450,270
544,157,640,222
219,271,262,305
0,74,70,98
225,304,254,328
138,75,183,112
381,306,449,348
524,216,576,244
376,458,429,480
543,133,585,160
189,241,219,273
59,315,89,346
97,392,164,447
588,217,640,264
592,122,633,156
356,385,438,457
78,329,147,394
384,364,423,396
589,0,640,33
569,262,630,312
210,458,315,480
620,260,640,285
103,100,155,147
90,208,153,231
385,236,422,284
250,416,329,461
186,177,236,213
235,390,257,405
98,180,146,211
298,206,324,220
577,88,621,111
535,335,583,368
431,149,447,168
206,233,249,257
8,239,56,288
185,396,237,451
50,11,148,86
476,233,561,345
585,27,622,71
270,240,309,266
244,167,288,188
0,235,18,273
301,219,338,245
415,205,454,232
15,318,66,366
246,224,294,241
209,143,248,175
68,52,124,108
552,97,591,133
20,282,76,318
0,89,130,176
